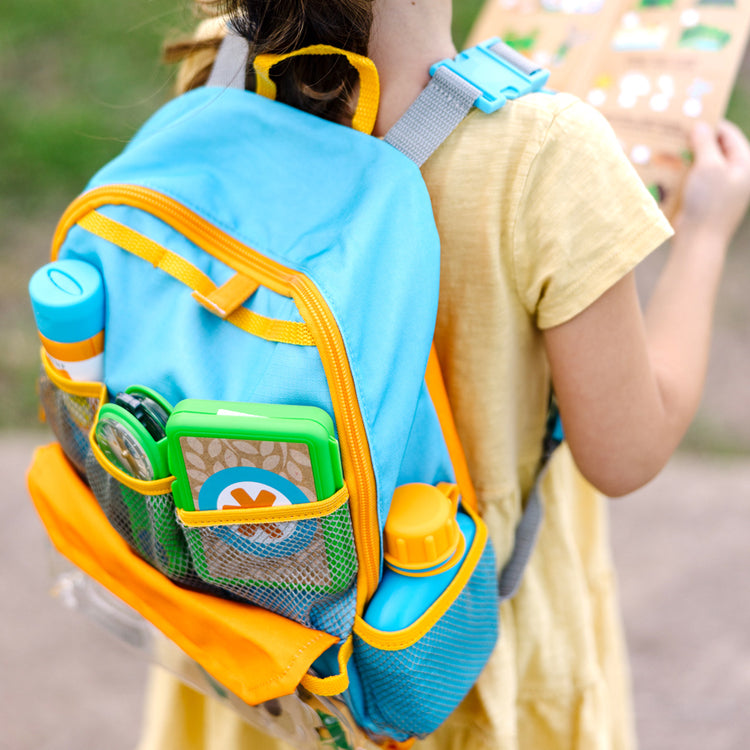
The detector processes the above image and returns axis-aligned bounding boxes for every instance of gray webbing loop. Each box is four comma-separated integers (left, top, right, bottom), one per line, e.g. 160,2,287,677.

488,39,538,77
497,471,545,601
497,400,561,600
206,27,249,89
383,66,481,167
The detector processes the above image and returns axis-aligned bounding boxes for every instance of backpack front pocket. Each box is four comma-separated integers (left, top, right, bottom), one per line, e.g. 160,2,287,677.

177,490,358,638
85,445,204,589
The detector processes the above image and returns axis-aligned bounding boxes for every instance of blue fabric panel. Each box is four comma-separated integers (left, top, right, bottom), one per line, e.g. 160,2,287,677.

64,87,452,530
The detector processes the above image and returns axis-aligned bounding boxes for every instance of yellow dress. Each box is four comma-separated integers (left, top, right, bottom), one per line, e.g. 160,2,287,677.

136,91,673,750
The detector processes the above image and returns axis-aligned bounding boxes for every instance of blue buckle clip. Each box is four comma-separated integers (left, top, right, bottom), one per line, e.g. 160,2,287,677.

429,37,550,114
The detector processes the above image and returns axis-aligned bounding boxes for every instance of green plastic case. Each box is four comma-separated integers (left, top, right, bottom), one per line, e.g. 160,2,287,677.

166,400,355,597
167,400,344,512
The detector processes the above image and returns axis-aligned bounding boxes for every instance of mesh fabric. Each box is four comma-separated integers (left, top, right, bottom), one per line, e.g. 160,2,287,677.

351,539,499,740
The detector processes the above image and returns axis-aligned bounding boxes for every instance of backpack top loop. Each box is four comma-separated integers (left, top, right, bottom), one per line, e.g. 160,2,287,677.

253,44,380,135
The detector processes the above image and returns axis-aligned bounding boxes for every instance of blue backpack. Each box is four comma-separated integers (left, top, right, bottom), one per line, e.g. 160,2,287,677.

27,34,552,746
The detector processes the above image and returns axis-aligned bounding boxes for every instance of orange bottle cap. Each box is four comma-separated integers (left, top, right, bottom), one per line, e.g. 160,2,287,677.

383,483,461,572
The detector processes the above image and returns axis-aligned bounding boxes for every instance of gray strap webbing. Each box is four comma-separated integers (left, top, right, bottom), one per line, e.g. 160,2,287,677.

497,471,545,601
383,66,481,167
384,39,537,167
490,38,538,77
206,28,249,89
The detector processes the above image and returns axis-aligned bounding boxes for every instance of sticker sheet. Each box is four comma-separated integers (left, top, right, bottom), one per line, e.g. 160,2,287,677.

469,0,750,218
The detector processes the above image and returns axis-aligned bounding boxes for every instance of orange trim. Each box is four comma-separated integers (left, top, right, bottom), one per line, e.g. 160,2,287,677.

425,346,477,513
27,443,337,705
39,330,104,362
380,739,416,750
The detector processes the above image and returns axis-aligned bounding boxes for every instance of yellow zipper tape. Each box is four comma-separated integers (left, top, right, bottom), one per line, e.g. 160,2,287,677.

291,275,380,604
176,485,349,527
353,504,489,651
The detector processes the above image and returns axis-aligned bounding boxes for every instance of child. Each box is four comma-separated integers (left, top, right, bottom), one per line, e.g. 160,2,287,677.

137,1,750,748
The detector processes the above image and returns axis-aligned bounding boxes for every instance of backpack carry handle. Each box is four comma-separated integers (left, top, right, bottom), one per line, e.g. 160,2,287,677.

253,45,380,135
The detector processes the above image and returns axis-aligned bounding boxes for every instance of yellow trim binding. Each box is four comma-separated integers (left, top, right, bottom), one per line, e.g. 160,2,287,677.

177,485,349,527
42,347,174,496
41,348,106,400
353,504,488,651
89,424,175,496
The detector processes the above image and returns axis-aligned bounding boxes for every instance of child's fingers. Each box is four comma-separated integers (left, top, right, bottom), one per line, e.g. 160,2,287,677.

716,120,750,167
689,121,723,165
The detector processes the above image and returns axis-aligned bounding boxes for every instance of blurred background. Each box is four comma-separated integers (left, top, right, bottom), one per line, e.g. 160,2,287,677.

2,1,749,748
2,0,750,447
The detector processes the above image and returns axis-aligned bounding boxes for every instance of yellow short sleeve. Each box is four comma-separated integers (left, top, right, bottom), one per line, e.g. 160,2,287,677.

512,97,674,329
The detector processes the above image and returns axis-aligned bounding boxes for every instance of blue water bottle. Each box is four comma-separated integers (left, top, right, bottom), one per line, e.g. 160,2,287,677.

364,483,476,631
29,259,105,382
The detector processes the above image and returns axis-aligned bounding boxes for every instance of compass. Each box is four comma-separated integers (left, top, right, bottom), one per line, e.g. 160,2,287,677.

94,386,172,480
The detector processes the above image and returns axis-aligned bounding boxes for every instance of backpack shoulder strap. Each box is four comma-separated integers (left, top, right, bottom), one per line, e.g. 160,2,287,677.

206,25,249,89
206,30,550,165
383,37,549,166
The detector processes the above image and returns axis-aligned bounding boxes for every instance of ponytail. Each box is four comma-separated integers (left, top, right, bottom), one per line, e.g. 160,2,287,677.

164,0,374,125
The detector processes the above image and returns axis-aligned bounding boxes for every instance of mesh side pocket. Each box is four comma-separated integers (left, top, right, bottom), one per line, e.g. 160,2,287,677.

85,453,208,590
39,369,100,475
179,502,358,639
351,538,499,741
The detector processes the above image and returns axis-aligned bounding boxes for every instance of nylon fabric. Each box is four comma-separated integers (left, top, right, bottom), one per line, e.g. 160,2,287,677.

384,67,480,167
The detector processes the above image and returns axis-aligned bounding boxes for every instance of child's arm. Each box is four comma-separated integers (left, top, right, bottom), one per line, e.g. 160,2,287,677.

543,121,750,497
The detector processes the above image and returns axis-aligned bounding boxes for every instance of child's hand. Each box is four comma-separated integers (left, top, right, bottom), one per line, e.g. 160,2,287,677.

676,120,750,246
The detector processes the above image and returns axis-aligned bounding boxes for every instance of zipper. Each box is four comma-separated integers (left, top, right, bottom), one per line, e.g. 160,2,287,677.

53,184,381,602
291,275,380,602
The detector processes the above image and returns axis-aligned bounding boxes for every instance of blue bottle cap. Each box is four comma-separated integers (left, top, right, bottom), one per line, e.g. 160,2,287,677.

29,259,105,343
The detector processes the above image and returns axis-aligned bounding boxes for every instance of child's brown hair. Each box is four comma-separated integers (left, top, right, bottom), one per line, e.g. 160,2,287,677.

165,0,374,125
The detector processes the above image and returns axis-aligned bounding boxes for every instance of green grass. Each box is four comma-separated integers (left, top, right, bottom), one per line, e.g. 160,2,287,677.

0,0,188,428
0,0,190,217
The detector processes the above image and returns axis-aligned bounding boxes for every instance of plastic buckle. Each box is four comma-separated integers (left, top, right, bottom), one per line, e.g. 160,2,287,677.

429,37,550,114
